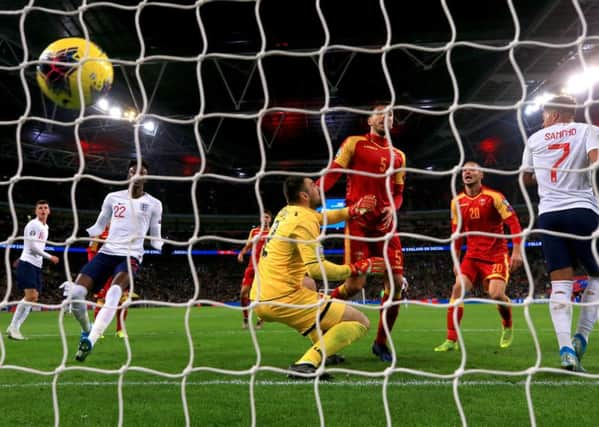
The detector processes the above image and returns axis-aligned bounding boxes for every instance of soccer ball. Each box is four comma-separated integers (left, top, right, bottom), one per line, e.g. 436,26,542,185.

36,37,113,109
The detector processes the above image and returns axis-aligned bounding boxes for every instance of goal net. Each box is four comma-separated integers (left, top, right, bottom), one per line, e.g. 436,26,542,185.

1,0,598,425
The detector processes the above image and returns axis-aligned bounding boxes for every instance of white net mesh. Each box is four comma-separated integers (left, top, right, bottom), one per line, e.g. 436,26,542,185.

2,0,599,425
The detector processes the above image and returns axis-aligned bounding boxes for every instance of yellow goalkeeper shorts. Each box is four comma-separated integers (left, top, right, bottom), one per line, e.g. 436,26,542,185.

254,286,345,336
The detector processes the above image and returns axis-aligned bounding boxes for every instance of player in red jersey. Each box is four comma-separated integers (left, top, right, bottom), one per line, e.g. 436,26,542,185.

237,210,272,329
317,105,407,362
87,225,134,338
434,161,523,352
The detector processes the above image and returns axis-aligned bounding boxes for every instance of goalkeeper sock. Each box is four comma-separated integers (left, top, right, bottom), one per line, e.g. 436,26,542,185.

374,292,400,346
89,285,122,345
297,321,367,366
447,299,464,341
575,277,599,341
10,299,32,330
549,280,573,350
330,284,348,300
70,284,91,333
241,297,250,319
496,296,512,328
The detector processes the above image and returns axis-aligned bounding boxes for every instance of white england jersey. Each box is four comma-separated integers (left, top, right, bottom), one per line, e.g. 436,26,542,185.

522,122,599,215
20,218,52,268
87,189,163,261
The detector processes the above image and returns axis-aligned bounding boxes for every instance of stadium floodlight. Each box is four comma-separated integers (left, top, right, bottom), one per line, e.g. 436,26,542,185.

109,106,122,118
123,109,137,122
525,92,555,116
142,120,157,135
97,97,109,111
524,104,540,116
563,66,599,94
535,92,555,105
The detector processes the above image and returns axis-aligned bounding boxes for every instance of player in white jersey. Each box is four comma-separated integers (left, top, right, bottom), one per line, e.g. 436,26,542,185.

522,94,599,371
6,200,60,340
63,160,164,362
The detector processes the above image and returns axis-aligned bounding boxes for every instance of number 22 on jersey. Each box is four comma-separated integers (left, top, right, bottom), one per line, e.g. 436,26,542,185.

113,205,127,218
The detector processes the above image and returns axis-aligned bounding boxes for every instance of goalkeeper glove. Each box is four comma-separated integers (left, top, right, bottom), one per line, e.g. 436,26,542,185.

349,257,386,276
348,194,377,218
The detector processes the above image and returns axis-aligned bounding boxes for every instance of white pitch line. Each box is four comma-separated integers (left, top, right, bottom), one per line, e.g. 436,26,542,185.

1,379,599,388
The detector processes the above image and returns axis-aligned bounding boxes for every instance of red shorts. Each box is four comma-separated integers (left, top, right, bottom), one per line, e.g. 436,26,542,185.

241,265,255,288
344,218,403,274
459,255,509,287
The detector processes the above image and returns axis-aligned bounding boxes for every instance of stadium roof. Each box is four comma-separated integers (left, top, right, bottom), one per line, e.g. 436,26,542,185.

1,0,599,179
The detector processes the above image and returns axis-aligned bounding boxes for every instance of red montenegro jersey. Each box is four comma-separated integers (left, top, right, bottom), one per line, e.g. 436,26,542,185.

334,133,406,218
451,186,519,262
245,227,269,265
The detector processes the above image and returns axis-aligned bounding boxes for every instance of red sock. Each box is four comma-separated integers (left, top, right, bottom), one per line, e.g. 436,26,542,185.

375,293,400,346
241,297,250,320
116,308,128,332
497,303,512,328
447,306,464,341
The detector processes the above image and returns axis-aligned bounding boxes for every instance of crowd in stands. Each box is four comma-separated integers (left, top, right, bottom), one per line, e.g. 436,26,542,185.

0,244,552,307
0,172,553,307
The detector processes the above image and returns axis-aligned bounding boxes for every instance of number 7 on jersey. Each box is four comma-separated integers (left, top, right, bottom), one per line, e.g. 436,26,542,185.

547,142,570,183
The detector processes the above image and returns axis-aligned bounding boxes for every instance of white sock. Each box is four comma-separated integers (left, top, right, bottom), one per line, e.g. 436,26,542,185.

69,284,91,333
89,285,122,345
550,280,573,350
9,299,32,331
575,277,599,342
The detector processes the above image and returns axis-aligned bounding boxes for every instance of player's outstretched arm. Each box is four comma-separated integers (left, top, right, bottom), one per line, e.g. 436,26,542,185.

237,231,254,263
504,214,523,272
24,222,59,264
320,194,378,226
296,222,385,281
316,161,344,192
303,253,386,281
149,201,164,251
87,195,113,237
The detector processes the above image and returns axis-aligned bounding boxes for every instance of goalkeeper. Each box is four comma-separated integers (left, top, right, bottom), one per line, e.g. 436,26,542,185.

250,176,386,379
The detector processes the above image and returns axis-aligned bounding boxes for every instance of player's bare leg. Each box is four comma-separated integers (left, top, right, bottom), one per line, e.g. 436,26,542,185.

7,288,39,341
302,276,317,292
548,266,581,370
488,279,513,348
372,273,403,362
435,275,473,352
240,286,251,328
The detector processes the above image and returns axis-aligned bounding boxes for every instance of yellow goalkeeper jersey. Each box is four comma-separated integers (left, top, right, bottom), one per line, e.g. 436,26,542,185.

250,205,352,301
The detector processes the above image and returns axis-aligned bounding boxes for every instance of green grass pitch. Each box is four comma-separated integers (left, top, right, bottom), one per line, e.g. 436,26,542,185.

1,303,598,426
